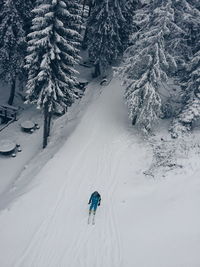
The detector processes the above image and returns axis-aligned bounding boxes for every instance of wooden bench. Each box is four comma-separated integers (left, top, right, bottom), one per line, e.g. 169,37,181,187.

0,139,16,153
21,120,36,133
0,139,22,157
0,104,19,122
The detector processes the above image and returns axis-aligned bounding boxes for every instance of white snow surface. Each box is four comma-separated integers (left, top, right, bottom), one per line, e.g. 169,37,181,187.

0,77,200,267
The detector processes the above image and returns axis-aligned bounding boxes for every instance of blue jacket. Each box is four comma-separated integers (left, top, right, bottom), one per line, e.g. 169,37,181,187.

88,192,101,206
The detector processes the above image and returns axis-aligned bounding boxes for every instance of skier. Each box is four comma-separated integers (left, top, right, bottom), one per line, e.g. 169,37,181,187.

88,191,101,224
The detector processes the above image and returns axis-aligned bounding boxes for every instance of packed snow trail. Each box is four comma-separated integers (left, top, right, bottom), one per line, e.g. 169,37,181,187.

0,78,200,267
0,78,147,267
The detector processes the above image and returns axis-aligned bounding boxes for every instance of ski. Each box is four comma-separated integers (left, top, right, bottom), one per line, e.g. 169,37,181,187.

88,214,91,224
88,213,96,225
92,214,95,225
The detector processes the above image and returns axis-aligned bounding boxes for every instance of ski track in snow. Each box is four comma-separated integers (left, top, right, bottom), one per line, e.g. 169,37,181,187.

8,79,139,267
1,76,199,267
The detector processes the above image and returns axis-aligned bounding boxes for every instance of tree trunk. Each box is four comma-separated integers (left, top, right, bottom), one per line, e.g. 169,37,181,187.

82,27,89,50
47,111,52,137
94,62,101,77
8,78,16,105
43,102,49,149
132,115,137,125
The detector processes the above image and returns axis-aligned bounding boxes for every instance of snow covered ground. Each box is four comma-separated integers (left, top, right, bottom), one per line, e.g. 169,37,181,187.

0,57,93,201
0,74,200,267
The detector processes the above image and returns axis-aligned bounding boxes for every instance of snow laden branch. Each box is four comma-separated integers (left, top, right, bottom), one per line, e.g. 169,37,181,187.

169,0,200,137
170,50,200,137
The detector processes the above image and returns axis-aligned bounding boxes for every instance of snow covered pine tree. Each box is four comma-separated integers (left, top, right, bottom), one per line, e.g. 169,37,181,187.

25,0,82,148
169,0,200,137
15,0,36,34
119,0,140,51
118,0,185,133
0,0,26,105
170,50,200,137
86,0,125,77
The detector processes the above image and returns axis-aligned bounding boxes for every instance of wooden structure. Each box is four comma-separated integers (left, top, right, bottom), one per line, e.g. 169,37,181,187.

0,104,18,123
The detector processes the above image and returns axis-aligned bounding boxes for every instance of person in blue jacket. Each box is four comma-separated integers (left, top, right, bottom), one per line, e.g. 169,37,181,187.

88,191,101,215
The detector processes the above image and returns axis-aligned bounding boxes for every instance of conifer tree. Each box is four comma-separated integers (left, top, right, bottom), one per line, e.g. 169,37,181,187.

118,0,185,133
170,50,200,137
169,0,200,137
15,0,36,34
0,0,26,105
173,0,200,56
25,0,82,148
119,0,140,50
188,0,200,10
86,0,125,77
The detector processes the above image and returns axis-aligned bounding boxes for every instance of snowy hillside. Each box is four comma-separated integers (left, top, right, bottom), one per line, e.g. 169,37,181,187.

0,77,200,267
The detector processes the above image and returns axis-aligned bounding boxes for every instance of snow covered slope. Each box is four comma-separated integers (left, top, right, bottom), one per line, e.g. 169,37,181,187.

0,78,200,267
